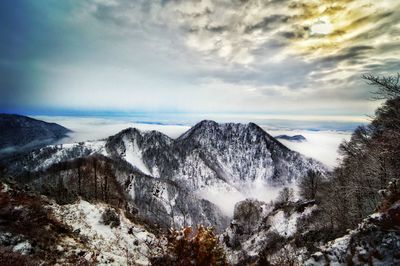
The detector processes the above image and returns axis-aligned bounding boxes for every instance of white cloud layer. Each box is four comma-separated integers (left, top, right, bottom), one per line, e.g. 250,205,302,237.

266,128,351,168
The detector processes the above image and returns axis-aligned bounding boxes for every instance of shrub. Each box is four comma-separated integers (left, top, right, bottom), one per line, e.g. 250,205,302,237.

101,208,120,228
0,246,36,266
151,225,228,266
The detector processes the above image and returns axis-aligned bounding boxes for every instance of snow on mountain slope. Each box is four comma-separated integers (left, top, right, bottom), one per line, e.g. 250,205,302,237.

11,120,325,189
39,140,108,170
128,174,230,232
102,121,327,215
51,200,157,265
6,120,327,229
268,204,317,238
105,128,175,178
176,121,326,185
4,140,108,174
122,136,151,175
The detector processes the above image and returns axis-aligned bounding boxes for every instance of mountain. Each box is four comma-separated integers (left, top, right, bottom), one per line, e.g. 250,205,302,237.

106,121,325,186
2,119,398,265
275,134,307,142
104,121,325,217
0,114,71,155
4,120,326,231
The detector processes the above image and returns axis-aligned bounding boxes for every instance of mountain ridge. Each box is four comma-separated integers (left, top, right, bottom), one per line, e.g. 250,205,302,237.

4,120,327,230
0,114,71,155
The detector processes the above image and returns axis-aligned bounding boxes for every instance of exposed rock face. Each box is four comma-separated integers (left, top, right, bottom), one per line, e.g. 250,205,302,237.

223,199,269,255
0,114,70,155
304,179,400,265
221,199,318,265
305,206,400,265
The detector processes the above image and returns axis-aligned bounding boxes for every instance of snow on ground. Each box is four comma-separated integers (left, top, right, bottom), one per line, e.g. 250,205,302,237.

85,140,108,156
269,210,299,237
37,140,107,171
304,210,396,265
1,182,10,193
51,199,157,265
305,235,351,266
122,136,151,175
12,241,32,255
268,205,317,237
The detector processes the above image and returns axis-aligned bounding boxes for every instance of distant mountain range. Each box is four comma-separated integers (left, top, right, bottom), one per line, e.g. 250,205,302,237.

4,119,326,231
275,134,307,142
0,114,70,154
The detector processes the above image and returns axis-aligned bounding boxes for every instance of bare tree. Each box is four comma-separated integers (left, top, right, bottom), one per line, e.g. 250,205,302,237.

277,187,294,205
320,73,400,232
362,73,400,100
93,159,97,200
77,164,82,196
299,170,322,201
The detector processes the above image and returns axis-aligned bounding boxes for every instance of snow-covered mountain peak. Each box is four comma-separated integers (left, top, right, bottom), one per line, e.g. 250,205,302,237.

108,127,143,140
178,120,280,146
107,127,173,147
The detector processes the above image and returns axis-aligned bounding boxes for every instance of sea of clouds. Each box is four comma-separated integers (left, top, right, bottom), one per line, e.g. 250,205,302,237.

35,115,352,168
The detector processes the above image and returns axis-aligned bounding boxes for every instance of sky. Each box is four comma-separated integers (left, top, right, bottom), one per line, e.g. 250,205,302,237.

1,0,399,118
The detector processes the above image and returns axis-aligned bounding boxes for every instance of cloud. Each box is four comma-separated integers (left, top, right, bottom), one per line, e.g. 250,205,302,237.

267,128,352,168
0,0,398,116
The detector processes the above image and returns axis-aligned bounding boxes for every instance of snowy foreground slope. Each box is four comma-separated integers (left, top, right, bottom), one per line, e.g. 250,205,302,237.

51,200,156,265
305,211,400,265
220,198,400,265
2,180,398,265
0,181,161,265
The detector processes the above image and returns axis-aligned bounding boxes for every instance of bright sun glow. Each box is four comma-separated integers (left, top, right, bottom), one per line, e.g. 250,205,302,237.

310,17,334,35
